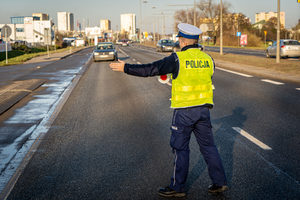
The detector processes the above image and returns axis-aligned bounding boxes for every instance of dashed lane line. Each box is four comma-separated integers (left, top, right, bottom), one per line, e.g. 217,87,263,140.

261,79,284,85
216,67,253,78
232,127,272,150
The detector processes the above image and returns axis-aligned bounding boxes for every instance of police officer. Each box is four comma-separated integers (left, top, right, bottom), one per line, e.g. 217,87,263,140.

110,23,228,198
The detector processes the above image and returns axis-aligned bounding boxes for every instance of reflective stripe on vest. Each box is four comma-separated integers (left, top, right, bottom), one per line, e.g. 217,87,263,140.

171,48,214,108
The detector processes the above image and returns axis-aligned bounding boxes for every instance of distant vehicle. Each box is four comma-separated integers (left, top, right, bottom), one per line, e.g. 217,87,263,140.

116,39,122,45
93,42,118,61
11,40,31,48
172,41,180,52
156,39,174,52
121,39,130,46
266,39,300,58
172,41,204,52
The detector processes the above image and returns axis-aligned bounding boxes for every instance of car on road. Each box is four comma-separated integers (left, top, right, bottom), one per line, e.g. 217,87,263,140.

116,39,131,47
266,39,300,58
172,41,204,52
93,42,118,61
156,39,174,52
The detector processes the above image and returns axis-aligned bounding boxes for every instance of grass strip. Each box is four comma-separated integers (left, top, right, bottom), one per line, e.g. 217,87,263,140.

0,48,70,66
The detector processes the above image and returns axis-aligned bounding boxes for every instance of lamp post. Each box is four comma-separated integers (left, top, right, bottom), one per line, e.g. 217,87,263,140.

193,0,196,26
276,0,280,63
139,0,148,42
220,0,223,55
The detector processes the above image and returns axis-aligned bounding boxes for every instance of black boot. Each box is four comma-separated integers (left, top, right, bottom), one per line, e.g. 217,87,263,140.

208,184,229,193
158,186,186,198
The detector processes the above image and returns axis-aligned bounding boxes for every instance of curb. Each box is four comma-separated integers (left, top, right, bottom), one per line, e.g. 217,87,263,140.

60,47,92,60
0,47,93,116
0,79,46,115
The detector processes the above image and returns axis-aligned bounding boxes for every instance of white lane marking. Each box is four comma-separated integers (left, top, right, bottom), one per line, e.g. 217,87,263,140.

261,79,284,85
232,127,272,150
137,62,141,64
118,47,129,57
132,58,136,61
296,88,300,91
216,67,253,78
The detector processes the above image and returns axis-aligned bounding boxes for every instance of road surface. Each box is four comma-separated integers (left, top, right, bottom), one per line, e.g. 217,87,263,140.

1,45,300,199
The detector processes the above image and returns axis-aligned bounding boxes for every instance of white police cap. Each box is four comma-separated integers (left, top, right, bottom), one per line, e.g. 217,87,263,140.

176,23,202,39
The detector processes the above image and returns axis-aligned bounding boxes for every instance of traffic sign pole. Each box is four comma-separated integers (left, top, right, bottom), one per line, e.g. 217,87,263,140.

5,28,8,64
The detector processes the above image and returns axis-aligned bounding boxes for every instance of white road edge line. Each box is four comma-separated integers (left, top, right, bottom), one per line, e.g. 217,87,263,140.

232,127,272,150
216,67,253,78
261,79,284,85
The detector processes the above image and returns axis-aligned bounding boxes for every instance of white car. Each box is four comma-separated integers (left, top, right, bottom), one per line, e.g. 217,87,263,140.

266,39,300,58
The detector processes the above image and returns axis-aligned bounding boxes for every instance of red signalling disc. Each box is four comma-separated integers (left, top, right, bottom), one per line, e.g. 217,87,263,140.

160,75,167,81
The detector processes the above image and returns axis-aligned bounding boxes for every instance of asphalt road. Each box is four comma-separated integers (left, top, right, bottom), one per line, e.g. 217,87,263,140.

3,45,300,199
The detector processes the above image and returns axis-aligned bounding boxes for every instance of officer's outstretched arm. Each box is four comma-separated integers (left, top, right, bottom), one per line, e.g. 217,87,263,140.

109,59,125,72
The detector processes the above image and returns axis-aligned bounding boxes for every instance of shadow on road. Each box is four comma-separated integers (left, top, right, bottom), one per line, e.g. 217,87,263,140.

186,107,247,192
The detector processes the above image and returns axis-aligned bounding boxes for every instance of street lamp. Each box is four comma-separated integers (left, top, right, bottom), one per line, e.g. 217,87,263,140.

193,0,196,26
220,0,223,55
139,0,148,42
276,0,280,63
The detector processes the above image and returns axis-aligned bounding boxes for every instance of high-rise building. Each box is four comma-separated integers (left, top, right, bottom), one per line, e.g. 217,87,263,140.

255,11,285,28
57,12,74,32
120,13,136,36
32,13,49,21
100,19,111,31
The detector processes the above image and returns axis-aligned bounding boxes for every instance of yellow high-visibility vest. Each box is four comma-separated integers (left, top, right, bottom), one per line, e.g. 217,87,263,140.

171,48,214,108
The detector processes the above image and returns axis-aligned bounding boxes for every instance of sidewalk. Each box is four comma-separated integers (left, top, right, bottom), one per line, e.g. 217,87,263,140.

24,47,87,64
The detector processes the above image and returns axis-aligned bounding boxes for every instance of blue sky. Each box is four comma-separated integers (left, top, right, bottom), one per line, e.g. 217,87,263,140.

0,0,299,33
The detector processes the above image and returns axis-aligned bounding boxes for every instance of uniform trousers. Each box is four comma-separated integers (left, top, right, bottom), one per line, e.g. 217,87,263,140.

169,106,227,192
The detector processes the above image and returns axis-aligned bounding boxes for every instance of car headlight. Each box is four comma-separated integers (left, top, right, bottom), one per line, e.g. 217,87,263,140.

94,52,99,55
109,52,114,55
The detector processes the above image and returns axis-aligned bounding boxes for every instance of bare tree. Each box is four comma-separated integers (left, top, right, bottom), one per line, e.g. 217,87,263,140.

197,0,231,18
173,0,231,31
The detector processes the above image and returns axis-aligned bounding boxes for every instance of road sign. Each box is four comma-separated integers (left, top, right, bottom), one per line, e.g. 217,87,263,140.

1,25,12,39
236,32,241,37
200,24,209,33
240,34,248,46
144,32,148,38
